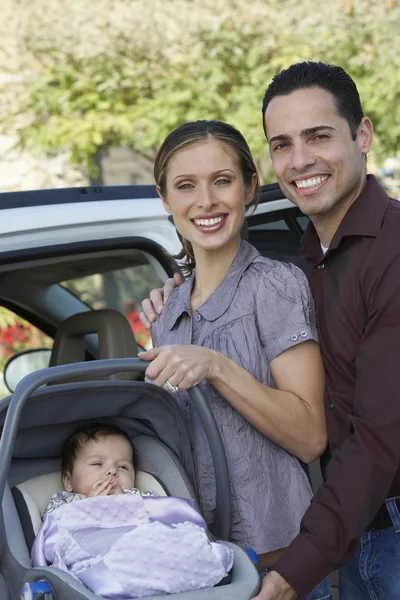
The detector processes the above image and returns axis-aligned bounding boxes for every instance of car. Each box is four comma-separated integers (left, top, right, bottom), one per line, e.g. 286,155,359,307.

0,182,343,598
0,182,305,394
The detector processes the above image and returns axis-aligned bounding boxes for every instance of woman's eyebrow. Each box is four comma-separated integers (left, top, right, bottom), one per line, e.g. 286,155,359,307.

173,169,235,181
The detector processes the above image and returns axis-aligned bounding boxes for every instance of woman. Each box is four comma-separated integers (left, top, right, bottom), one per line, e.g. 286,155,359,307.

139,120,330,599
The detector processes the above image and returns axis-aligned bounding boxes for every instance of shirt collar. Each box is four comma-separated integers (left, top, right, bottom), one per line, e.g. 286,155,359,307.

164,240,260,330
300,175,390,260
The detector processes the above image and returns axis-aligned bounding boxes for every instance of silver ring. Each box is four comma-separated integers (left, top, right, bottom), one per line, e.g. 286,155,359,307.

165,379,179,393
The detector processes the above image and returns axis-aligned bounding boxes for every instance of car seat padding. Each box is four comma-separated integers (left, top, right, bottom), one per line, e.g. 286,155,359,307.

11,486,37,553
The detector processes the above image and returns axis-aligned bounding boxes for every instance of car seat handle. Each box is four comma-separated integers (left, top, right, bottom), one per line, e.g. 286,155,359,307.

0,358,231,541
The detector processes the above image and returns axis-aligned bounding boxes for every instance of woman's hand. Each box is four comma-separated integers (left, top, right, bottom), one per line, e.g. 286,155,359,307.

138,345,215,391
140,340,326,463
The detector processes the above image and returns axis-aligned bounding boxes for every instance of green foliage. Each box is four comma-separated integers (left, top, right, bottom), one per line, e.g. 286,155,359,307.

1,0,399,181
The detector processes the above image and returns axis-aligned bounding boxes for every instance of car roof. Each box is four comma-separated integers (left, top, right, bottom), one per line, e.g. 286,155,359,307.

0,185,158,209
0,182,288,209
0,183,301,258
0,185,177,257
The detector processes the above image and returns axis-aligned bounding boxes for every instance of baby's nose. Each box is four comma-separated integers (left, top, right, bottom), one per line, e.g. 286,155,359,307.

107,466,117,475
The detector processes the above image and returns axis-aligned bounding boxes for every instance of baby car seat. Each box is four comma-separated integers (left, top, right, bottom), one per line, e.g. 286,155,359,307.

0,358,260,600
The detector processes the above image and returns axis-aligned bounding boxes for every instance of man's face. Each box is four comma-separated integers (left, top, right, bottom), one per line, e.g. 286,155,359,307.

264,87,373,219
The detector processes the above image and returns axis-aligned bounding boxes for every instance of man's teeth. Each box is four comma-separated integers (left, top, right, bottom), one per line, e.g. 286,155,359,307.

295,175,329,189
194,216,224,226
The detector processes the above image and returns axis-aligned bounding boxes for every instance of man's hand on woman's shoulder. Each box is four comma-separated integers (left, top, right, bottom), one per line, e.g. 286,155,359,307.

140,272,184,328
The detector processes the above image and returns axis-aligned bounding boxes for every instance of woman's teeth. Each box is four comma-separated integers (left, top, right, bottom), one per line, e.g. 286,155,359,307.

194,216,224,226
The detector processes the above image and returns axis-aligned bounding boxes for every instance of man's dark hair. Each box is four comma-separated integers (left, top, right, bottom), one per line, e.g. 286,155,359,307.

61,422,135,477
262,61,364,140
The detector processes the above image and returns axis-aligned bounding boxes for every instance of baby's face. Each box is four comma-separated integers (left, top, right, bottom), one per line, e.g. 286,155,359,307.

63,434,135,496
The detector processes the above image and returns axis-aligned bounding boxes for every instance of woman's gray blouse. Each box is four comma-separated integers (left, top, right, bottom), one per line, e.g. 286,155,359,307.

152,240,318,554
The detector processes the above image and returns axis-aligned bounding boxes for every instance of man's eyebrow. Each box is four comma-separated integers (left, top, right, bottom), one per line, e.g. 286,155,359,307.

268,126,336,145
268,133,291,145
301,125,336,137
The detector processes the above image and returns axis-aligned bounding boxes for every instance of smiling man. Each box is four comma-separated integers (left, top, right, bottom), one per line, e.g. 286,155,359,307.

255,62,400,600
140,62,400,600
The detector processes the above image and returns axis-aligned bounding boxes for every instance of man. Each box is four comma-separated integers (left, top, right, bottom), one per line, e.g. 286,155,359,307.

140,62,400,599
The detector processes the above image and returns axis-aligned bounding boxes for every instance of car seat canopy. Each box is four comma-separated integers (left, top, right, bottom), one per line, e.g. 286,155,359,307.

1,380,196,485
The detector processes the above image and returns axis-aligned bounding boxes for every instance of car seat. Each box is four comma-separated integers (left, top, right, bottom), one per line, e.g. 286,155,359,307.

0,359,260,600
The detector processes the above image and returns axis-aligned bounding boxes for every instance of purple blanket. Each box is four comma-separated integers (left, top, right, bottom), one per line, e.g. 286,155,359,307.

31,494,233,598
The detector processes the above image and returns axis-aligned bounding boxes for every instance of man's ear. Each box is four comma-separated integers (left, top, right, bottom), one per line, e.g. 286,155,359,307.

63,472,73,492
358,117,373,156
157,185,172,215
245,173,259,207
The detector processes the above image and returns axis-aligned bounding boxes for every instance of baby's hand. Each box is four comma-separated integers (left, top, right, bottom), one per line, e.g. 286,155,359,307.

88,475,116,497
110,484,125,495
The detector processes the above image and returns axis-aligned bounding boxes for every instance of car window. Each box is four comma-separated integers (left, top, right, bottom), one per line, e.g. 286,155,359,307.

0,307,53,399
248,222,300,263
60,263,163,349
248,216,309,263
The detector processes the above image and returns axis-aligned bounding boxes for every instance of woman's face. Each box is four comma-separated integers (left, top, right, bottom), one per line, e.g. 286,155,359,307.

159,139,256,256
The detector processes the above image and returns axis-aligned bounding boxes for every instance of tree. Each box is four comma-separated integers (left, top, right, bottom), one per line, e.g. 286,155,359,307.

1,0,399,182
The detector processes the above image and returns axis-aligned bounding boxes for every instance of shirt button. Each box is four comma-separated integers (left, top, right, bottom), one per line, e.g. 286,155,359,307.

329,403,335,409
194,313,202,322
318,263,325,270
291,334,298,341
300,331,308,338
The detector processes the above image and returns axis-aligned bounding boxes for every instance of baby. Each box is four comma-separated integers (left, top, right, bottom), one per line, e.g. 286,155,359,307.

43,423,158,516
32,422,233,599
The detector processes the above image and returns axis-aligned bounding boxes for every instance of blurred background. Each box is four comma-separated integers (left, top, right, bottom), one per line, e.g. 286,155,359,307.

1,0,400,382
1,0,399,192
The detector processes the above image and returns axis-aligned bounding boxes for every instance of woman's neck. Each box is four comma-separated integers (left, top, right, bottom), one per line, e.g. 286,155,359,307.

190,237,241,312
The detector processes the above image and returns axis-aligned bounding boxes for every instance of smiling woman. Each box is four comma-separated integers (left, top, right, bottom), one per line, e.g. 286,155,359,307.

158,139,257,279
138,120,331,598
154,120,259,277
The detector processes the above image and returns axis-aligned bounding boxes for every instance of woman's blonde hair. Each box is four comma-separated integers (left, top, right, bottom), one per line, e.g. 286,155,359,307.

154,120,259,275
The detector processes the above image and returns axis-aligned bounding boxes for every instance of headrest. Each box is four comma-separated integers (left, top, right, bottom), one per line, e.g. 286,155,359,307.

49,309,139,382
13,470,168,545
